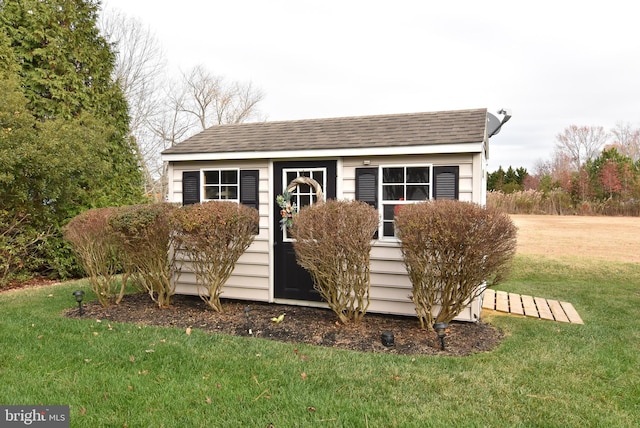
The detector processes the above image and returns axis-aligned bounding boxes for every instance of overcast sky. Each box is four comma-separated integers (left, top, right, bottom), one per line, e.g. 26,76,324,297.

103,0,640,172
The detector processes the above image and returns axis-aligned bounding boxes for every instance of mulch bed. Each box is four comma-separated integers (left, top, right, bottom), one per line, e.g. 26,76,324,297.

63,293,504,356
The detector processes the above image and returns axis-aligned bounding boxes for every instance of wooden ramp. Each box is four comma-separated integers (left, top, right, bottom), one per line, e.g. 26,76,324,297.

482,289,583,324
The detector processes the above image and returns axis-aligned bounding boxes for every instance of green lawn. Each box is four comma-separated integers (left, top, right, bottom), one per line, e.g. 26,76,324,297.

1,254,638,427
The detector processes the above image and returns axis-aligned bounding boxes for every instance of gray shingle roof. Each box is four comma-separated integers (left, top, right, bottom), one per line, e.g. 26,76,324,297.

161,108,488,155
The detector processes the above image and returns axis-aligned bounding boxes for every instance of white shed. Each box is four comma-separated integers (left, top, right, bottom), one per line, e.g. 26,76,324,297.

161,108,507,322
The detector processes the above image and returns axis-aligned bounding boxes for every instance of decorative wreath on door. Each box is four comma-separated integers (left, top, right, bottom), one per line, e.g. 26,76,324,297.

286,176,324,201
276,177,324,230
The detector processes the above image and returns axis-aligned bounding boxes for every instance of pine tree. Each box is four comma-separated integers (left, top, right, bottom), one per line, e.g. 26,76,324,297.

0,1,146,278
0,0,144,206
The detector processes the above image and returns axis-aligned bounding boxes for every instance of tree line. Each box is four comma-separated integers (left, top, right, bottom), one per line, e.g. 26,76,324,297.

488,123,640,215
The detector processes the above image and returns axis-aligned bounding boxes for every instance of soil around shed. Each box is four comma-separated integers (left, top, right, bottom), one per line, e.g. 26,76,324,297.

64,293,503,356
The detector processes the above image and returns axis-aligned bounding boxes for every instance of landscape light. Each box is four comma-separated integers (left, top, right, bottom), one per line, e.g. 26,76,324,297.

381,331,395,347
433,322,448,351
72,290,85,316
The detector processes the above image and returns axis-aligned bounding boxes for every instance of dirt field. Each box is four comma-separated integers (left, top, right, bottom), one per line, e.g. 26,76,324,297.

510,215,640,263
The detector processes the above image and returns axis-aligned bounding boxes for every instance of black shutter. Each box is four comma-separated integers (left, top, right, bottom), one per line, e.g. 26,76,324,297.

433,166,459,200
356,167,379,239
355,168,378,207
240,169,260,234
240,170,260,209
182,171,200,205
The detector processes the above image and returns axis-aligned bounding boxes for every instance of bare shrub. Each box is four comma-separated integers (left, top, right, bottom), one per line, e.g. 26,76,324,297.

394,200,517,329
63,208,121,306
291,200,379,323
488,188,640,216
487,189,575,215
109,203,177,307
170,201,259,312
547,189,574,214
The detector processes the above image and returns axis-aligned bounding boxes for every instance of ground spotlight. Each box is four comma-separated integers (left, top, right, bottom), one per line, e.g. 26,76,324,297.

381,331,395,347
72,290,85,316
433,322,448,351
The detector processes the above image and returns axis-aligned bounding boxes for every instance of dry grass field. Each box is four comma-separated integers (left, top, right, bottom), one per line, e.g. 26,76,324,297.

510,214,640,263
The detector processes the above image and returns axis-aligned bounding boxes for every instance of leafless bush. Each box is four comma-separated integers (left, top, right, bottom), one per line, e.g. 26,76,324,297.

395,200,517,329
109,203,177,307
487,189,640,216
170,201,258,312
291,200,379,323
488,189,573,214
63,208,121,306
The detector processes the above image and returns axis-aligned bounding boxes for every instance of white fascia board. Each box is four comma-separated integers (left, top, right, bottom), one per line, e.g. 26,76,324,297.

161,142,484,162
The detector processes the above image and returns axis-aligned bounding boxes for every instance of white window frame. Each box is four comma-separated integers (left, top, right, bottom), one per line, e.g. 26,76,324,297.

379,164,433,239
201,168,240,202
281,167,327,242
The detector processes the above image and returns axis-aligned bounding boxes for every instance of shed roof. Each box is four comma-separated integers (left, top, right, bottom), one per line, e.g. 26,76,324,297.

162,108,489,156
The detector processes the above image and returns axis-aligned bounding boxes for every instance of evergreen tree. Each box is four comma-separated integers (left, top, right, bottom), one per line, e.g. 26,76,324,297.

487,166,505,191
488,166,528,193
515,167,528,186
0,0,144,206
0,1,146,278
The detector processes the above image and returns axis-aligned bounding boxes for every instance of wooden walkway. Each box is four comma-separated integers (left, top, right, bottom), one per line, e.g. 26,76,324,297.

482,289,583,324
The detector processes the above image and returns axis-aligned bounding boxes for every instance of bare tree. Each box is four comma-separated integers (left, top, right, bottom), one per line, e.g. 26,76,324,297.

101,10,165,134
149,65,265,197
148,81,196,197
180,65,266,130
99,10,266,200
99,8,166,198
610,121,640,162
225,81,265,124
555,125,609,171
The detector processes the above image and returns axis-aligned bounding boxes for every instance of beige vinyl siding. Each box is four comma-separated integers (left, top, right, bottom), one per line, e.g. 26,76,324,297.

168,160,271,301
167,153,483,322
